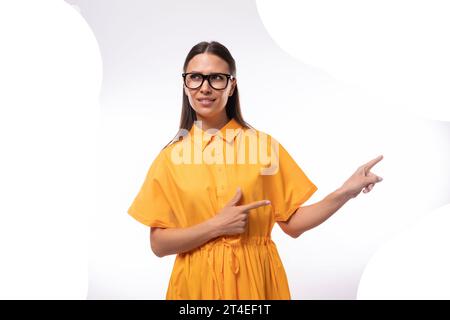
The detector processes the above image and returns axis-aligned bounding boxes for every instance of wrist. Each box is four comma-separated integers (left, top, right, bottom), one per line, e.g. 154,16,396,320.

335,187,353,202
204,218,221,239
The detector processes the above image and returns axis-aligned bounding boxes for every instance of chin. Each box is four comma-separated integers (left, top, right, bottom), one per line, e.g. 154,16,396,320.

194,107,219,119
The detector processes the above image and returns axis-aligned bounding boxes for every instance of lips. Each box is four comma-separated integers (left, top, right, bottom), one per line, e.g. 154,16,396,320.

197,98,215,106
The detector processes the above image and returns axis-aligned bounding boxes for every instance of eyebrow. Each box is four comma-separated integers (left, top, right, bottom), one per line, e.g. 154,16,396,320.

189,71,226,74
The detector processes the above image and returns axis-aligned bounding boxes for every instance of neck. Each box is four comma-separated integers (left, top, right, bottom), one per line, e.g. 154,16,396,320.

195,112,230,132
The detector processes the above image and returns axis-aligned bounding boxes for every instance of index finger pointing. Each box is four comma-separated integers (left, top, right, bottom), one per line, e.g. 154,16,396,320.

363,155,383,173
238,200,271,212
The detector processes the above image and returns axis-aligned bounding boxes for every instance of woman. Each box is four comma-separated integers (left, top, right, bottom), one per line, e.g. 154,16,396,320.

127,41,384,299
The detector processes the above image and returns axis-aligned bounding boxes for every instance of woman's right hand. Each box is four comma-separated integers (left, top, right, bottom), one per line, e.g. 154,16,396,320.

210,187,271,237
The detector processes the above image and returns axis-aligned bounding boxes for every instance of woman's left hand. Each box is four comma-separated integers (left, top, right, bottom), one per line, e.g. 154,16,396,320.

340,155,384,199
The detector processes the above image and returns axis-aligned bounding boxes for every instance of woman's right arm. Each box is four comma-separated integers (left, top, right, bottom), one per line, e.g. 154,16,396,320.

150,220,219,257
150,188,271,257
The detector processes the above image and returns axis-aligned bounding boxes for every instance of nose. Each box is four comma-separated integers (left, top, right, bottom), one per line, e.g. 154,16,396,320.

200,76,213,93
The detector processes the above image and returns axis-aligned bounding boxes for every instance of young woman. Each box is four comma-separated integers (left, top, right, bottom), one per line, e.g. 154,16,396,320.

128,41,384,299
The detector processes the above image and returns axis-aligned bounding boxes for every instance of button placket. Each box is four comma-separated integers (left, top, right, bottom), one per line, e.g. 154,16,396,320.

214,137,228,207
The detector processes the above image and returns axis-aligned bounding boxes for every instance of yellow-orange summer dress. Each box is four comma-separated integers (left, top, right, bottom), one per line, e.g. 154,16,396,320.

128,117,318,299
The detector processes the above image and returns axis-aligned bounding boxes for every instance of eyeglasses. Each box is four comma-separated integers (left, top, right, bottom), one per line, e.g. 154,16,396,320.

182,72,234,90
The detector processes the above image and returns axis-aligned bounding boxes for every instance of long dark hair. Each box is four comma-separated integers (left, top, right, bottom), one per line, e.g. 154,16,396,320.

162,41,252,150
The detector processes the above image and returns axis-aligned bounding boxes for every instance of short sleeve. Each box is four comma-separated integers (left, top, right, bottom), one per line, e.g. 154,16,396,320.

262,136,318,222
127,150,178,228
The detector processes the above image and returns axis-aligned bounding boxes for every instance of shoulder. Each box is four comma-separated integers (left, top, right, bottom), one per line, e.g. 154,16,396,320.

239,125,278,142
159,138,185,163
239,126,283,152
160,141,176,157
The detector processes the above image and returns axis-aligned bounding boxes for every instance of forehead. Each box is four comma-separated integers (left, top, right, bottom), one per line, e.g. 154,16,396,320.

186,53,229,73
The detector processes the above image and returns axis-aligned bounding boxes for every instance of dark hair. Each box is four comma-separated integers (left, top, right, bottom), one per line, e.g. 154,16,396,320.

162,41,252,149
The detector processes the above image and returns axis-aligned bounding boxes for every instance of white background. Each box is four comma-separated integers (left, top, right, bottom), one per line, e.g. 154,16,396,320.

0,0,448,299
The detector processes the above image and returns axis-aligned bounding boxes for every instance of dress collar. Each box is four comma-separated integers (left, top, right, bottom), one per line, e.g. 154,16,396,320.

188,118,244,151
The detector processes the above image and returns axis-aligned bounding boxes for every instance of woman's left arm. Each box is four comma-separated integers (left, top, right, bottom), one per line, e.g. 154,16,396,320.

278,155,384,238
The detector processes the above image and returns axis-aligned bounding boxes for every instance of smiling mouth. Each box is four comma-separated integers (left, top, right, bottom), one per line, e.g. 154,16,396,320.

197,99,215,106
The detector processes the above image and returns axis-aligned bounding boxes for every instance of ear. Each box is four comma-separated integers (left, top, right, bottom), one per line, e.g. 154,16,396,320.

229,79,236,96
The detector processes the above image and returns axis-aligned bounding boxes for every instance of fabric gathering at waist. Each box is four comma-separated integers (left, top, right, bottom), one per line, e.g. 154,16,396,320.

206,236,275,298
200,235,275,249
176,236,277,299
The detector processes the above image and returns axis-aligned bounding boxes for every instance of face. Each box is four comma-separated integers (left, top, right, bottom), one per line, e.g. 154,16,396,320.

183,53,236,121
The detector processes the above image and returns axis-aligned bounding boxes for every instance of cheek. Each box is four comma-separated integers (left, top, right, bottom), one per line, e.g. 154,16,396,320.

218,93,230,104
186,94,196,109
214,97,227,109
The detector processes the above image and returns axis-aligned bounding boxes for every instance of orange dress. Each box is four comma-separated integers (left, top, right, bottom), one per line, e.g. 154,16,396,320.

128,118,318,299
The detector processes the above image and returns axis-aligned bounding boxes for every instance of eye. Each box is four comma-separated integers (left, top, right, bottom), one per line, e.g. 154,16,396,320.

190,73,202,80
211,74,225,80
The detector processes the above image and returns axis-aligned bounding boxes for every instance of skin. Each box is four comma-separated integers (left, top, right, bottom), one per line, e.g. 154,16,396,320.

150,53,384,257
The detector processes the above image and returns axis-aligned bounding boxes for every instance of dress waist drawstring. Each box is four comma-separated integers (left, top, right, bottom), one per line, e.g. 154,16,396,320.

203,236,275,299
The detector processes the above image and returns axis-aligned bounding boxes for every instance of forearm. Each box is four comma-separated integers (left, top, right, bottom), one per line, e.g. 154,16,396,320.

151,219,219,257
287,187,352,237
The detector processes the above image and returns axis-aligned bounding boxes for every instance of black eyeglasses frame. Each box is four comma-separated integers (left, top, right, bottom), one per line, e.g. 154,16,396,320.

182,72,234,90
